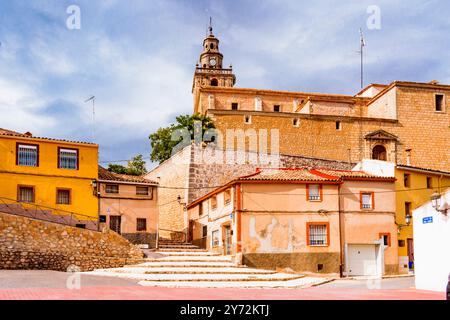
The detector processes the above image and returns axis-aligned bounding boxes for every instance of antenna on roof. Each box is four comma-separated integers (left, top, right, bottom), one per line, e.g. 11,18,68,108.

84,95,96,142
357,28,366,89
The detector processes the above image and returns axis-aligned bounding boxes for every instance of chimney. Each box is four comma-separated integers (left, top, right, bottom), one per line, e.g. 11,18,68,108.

405,148,412,166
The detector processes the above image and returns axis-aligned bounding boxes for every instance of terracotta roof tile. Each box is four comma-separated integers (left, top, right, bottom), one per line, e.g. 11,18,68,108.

238,168,340,182
98,166,158,185
0,128,96,145
238,168,394,182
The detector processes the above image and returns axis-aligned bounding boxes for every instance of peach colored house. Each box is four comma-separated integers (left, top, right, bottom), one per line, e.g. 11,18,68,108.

187,168,398,277
98,167,159,248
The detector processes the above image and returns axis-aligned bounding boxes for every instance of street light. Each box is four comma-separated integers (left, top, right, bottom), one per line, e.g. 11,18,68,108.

431,192,449,216
405,214,412,225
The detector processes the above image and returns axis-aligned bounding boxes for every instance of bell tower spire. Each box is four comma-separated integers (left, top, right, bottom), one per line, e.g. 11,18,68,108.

192,19,236,93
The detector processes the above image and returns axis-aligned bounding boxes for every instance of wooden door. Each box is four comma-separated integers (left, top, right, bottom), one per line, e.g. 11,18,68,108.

109,215,122,234
407,238,414,269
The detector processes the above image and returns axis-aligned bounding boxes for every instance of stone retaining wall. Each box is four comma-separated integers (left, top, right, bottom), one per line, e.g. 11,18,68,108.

0,211,144,272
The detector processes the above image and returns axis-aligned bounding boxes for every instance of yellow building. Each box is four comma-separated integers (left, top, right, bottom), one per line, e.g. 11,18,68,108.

395,165,450,274
0,128,99,224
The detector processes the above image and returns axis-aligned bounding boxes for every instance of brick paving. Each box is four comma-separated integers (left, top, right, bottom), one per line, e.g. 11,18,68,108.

0,270,444,300
0,285,443,300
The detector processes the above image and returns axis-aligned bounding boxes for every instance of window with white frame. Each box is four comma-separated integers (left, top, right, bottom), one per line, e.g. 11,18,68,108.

212,230,219,247
361,192,374,209
308,223,328,246
59,148,78,170
308,184,321,201
17,144,38,167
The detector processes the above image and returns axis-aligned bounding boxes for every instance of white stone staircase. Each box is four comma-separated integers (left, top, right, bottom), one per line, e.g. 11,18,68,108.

84,241,326,288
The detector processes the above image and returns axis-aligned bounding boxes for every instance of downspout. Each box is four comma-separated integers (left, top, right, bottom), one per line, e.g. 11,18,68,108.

338,183,344,278
236,183,242,253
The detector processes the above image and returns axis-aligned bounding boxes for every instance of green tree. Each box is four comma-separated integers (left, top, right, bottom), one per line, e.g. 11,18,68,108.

126,154,148,176
108,154,148,176
149,113,216,163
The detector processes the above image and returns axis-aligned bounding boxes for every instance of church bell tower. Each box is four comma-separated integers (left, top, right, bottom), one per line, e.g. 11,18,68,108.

192,19,236,93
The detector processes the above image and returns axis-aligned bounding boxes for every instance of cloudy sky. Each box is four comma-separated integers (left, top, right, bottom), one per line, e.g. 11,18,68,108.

0,0,449,168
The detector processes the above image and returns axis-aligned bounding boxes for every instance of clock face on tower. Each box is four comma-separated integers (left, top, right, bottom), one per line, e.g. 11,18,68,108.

209,58,217,66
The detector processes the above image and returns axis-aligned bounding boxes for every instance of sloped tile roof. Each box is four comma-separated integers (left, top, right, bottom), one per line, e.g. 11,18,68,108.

0,128,96,145
238,168,340,182
98,166,158,185
238,167,395,182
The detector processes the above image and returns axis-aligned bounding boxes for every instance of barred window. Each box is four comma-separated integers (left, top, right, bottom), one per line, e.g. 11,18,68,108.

308,184,321,201
136,218,147,232
136,186,149,196
59,148,78,170
361,192,373,209
308,224,328,246
18,186,35,203
17,144,38,167
56,189,71,205
105,184,119,194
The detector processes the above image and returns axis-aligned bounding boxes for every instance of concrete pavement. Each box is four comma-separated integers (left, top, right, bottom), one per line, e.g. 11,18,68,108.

0,270,445,300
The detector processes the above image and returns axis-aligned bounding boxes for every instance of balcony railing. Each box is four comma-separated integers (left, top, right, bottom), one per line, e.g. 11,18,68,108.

195,67,234,75
0,196,99,231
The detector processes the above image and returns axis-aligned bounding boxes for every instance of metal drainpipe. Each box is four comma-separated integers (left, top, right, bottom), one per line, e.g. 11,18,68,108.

155,186,159,250
236,183,242,253
338,183,344,278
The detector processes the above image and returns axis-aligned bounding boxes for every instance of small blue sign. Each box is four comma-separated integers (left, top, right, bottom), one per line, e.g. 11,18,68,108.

422,216,433,224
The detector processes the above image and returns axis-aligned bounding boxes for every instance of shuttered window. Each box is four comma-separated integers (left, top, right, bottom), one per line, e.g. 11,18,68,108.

136,218,147,232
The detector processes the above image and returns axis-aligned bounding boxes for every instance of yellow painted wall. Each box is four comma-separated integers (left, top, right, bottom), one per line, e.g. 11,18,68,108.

0,135,99,220
395,168,450,272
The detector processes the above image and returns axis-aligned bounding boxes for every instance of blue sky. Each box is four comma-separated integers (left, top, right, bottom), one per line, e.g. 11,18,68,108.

1,0,449,168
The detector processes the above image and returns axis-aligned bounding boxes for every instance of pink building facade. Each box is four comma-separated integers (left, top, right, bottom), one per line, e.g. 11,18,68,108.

187,168,398,277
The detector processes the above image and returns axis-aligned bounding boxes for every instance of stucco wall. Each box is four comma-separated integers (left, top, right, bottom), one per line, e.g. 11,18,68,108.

0,211,143,272
0,135,99,219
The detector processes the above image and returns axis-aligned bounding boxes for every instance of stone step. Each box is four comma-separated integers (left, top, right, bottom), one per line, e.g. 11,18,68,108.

154,251,220,256
86,271,304,282
95,267,277,275
145,256,233,263
129,261,238,268
157,249,207,253
138,277,326,288
158,241,192,245
158,245,200,249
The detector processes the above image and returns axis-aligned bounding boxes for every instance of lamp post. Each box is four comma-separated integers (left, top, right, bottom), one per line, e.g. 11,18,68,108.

397,214,412,234
431,192,448,216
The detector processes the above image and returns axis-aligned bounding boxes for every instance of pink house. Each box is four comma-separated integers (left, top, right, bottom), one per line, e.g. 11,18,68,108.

187,168,398,277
